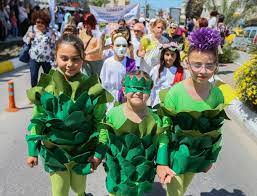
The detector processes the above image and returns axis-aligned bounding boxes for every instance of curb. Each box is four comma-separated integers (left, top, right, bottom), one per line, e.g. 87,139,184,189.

214,75,257,140
227,100,257,141
0,57,26,74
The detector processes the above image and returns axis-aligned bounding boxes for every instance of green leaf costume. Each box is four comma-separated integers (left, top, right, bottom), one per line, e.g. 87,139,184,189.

159,83,229,175
26,69,113,175
97,105,171,196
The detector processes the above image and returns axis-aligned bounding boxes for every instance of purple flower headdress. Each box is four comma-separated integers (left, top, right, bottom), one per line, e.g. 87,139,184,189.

188,27,221,50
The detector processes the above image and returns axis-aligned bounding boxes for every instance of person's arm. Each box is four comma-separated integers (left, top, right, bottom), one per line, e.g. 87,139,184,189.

23,25,33,44
156,116,176,184
26,105,44,157
85,37,101,56
94,128,109,160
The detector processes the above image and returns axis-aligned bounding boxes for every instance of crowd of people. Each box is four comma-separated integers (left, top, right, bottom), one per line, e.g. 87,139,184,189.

24,6,229,196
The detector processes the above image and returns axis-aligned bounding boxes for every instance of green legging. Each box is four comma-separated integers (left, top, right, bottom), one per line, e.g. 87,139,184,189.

109,173,194,196
49,162,86,196
166,172,195,196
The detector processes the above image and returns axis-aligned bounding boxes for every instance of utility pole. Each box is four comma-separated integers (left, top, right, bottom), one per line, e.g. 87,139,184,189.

145,0,147,18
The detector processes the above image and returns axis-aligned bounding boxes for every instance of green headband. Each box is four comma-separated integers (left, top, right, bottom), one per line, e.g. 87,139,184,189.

124,75,152,94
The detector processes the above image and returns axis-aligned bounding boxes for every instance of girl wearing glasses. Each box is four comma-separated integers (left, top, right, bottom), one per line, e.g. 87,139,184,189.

23,9,56,87
157,28,227,196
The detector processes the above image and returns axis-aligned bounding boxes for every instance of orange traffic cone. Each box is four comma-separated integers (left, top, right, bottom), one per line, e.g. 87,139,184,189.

6,80,19,112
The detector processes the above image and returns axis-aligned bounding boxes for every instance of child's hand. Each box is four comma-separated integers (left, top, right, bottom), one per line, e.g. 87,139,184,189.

26,156,38,168
202,164,213,173
156,165,176,184
88,156,102,171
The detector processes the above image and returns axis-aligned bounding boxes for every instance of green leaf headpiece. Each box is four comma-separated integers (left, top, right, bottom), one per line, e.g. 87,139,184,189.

124,75,152,95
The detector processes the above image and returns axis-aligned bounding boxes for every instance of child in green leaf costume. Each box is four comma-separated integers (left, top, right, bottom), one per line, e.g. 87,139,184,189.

159,28,228,196
25,34,112,196
93,70,175,196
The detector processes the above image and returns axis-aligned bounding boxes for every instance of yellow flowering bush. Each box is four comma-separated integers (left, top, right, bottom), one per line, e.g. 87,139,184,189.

234,54,257,109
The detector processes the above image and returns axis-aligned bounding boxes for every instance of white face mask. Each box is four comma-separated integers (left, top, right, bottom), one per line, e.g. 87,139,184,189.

113,37,128,58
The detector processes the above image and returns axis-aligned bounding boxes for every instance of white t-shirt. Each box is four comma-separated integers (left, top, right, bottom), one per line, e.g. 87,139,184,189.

208,17,217,28
150,65,186,107
18,6,28,23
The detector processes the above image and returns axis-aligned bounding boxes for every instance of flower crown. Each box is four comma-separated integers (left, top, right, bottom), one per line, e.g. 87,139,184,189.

188,27,221,50
161,42,183,51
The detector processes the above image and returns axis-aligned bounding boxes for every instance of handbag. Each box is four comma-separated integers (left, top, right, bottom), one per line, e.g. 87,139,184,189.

19,26,34,63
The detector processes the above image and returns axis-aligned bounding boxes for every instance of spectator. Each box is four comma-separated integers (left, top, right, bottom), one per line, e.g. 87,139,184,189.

131,22,144,68
130,18,139,29
253,34,257,45
186,17,194,32
79,12,104,76
73,11,80,24
118,18,126,28
208,10,218,28
216,14,229,46
197,17,208,29
23,9,56,87
18,1,29,36
0,2,8,40
164,23,184,45
10,10,18,37
56,9,64,31
60,12,71,33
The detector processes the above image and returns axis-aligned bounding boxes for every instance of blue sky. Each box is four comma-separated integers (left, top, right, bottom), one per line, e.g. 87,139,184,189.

130,0,182,10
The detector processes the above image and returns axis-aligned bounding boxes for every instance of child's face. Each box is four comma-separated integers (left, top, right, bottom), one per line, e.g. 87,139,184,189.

56,43,83,78
113,37,128,58
164,50,177,67
126,91,150,108
187,50,217,83
124,75,151,108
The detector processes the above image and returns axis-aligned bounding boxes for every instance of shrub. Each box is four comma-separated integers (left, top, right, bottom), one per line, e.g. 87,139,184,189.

234,54,257,110
218,44,239,63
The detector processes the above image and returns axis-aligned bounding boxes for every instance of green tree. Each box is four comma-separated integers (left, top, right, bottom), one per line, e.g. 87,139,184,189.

218,0,241,26
185,0,204,18
90,0,110,7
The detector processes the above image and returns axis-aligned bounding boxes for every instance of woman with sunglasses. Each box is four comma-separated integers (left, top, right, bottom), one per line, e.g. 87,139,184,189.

157,28,227,196
23,9,56,87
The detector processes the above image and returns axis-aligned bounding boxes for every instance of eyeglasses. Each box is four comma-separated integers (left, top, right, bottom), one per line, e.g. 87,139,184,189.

189,61,217,71
36,20,45,25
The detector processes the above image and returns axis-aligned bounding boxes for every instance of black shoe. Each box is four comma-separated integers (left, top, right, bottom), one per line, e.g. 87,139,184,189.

85,193,93,196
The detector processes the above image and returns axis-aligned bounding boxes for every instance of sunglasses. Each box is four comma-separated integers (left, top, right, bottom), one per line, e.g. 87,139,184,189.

36,20,45,25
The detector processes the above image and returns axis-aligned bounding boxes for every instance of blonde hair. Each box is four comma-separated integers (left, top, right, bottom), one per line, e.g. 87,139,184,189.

151,18,167,30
